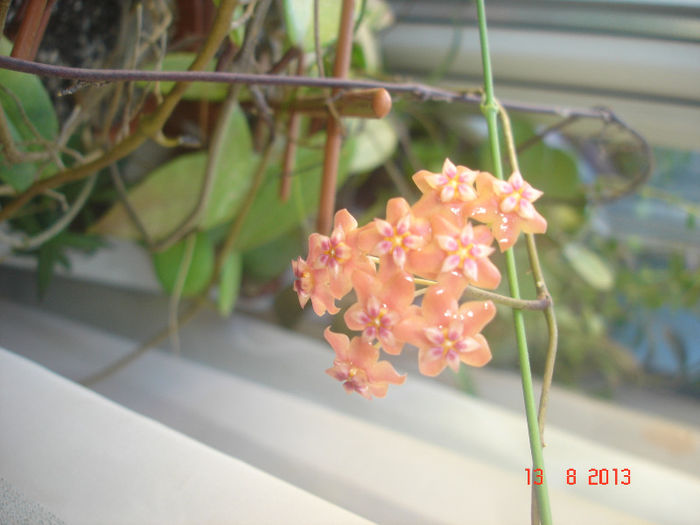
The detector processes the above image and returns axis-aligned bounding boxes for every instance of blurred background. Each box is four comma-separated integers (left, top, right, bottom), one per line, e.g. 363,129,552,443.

1,1,699,522
1,0,698,441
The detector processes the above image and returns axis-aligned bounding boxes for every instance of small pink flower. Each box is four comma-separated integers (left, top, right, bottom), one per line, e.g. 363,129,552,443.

291,257,339,316
412,159,479,218
408,213,501,290
470,171,547,251
357,197,429,270
395,285,495,376
308,209,373,299
344,266,417,354
324,328,406,399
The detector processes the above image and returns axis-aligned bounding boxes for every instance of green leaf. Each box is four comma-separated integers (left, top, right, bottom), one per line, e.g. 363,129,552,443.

283,0,359,52
218,250,242,316
92,106,255,240
202,107,258,228
346,117,398,174
519,146,582,200
0,37,58,140
152,233,214,296
563,242,615,291
477,119,582,200
0,115,37,191
92,152,205,239
232,135,355,252
0,37,59,190
242,230,302,283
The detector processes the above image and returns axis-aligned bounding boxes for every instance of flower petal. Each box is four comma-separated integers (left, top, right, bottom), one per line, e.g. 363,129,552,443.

522,184,543,202
458,300,497,335
440,185,455,203
493,180,512,195
425,173,448,189
392,246,407,268
396,214,412,235
445,350,461,372
443,158,457,177
458,333,492,367
376,240,393,255
457,184,476,201
374,218,394,237
500,194,519,214
441,254,461,273
518,199,536,219
366,296,382,317
424,326,445,345
324,328,350,359
462,258,479,282
437,235,459,252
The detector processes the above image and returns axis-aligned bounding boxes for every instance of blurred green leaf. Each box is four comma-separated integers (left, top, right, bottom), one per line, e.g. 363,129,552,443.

0,37,59,190
520,146,582,200
563,242,615,291
346,118,397,174
546,203,586,235
477,119,582,200
92,106,255,240
282,0,362,52
218,251,242,316
92,152,205,239
0,115,37,191
242,230,302,283
232,134,355,252
152,233,214,296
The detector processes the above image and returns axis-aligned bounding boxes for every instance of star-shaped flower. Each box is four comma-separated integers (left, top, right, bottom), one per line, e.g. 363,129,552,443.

291,256,339,316
357,197,429,270
344,266,417,354
470,171,547,251
307,209,373,299
324,328,406,399
395,285,495,376
408,213,501,290
412,158,480,218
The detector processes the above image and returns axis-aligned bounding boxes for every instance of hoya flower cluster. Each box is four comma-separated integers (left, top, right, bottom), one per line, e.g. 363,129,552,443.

292,159,547,399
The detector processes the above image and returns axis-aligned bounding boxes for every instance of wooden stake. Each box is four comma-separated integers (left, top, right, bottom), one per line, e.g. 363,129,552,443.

317,0,355,235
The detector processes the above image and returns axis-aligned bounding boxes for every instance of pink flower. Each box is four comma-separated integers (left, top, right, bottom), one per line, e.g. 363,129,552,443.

344,266,417,355
412,158,479,218
291,257,339,316
308,209,373,299
408,213,501,290
395,285,496,376
470,171,547,251
324,328,406,399
357,197,429,270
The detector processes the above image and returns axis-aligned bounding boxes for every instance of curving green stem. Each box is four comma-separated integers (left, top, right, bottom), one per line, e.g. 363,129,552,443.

475,1,553,523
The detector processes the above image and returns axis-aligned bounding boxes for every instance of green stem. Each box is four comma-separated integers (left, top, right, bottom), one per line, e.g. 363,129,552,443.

475,1,552,524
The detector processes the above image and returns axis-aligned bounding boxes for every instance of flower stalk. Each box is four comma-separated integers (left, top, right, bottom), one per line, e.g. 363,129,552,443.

475,0,553,523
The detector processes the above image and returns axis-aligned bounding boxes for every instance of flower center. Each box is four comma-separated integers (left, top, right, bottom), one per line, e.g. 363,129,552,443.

386,230,409,249
293,269,312,296
453,242,475,263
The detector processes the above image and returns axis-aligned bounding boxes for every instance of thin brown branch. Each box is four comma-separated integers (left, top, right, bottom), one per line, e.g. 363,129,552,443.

10,0,48,60
0,55,650,223
280,51,305,201
0,54,645,123
317,0,355,235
